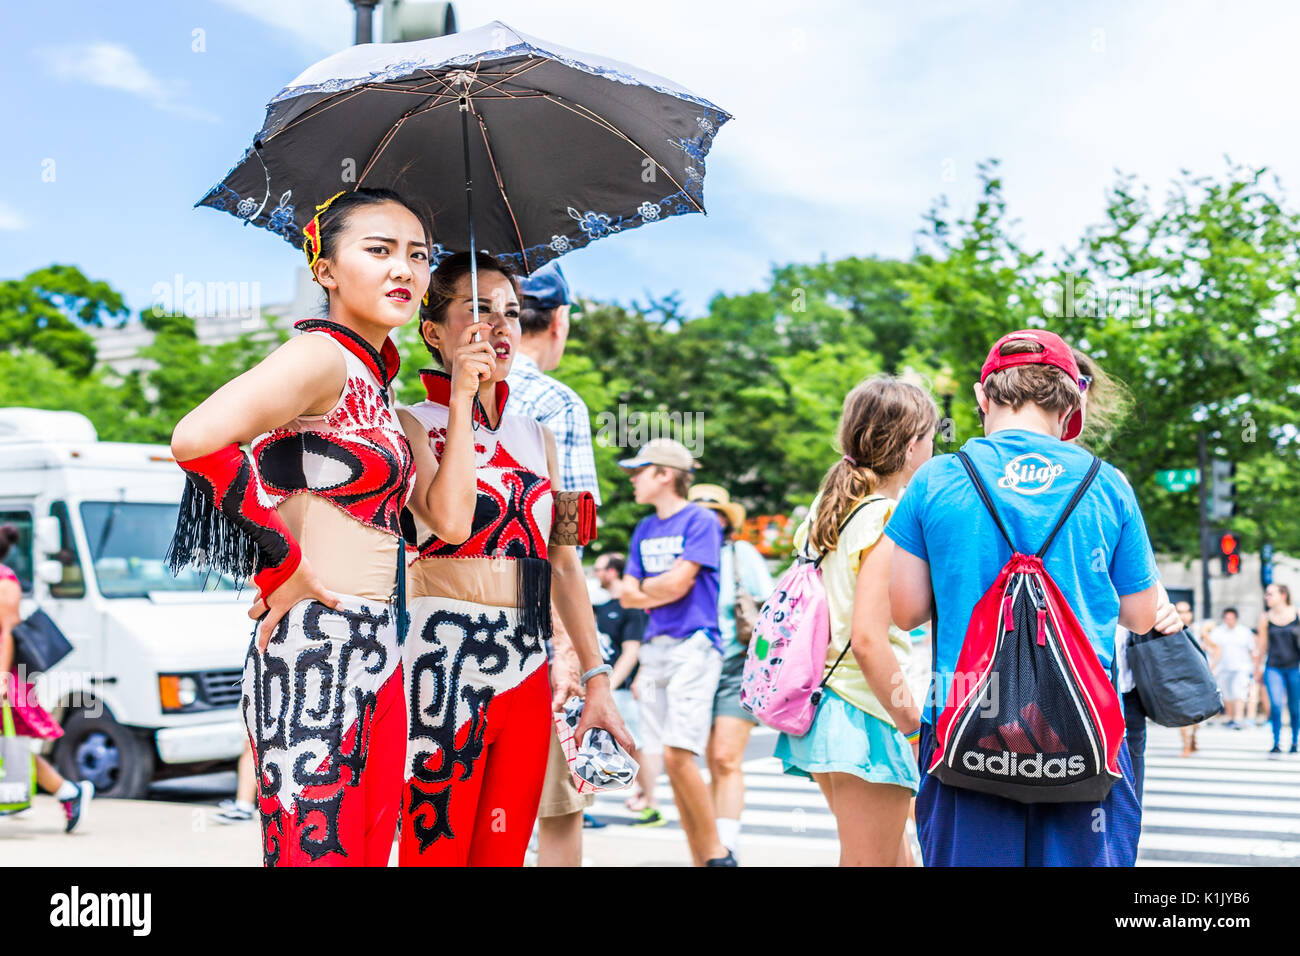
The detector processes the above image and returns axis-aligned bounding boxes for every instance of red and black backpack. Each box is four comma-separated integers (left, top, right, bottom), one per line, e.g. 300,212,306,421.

927,450,1125,803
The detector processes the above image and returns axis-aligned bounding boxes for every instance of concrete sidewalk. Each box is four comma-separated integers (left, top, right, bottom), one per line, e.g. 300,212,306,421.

1,795,835,867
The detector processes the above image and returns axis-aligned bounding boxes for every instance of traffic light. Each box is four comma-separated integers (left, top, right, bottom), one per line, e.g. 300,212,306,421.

1210,459,1235,521
1219,532,1240,576
380,0,457,42
1262,542,1275,587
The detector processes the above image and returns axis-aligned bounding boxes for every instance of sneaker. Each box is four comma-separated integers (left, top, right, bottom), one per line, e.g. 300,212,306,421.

1269,745,1283,754
217,798,242,812
582,813,607,829
705,850,738,867
215,806,254,824
630,807,665,828
60,781,93,834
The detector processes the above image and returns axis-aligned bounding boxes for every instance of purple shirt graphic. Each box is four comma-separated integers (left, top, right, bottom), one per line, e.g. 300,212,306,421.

626,502,723,650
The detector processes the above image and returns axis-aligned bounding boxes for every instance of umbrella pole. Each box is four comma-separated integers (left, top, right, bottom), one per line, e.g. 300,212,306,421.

459,95,479,339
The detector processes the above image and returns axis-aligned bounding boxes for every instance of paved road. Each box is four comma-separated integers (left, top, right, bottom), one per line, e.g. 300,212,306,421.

4,721,1295,866
1136,722,1300,866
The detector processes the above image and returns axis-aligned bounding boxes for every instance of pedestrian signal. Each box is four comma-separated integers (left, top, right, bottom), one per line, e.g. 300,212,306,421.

1219,532,1240,576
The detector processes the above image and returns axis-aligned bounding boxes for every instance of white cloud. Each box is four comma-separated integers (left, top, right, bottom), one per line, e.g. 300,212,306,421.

42,41,218,123
0,202,27,231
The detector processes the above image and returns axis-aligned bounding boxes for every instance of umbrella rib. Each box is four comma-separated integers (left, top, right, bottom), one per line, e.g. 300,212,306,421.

356,119,406,185
354,65,541,186
262,59,545,141
540,95,702,213
472,106,529,271
260,86,374,142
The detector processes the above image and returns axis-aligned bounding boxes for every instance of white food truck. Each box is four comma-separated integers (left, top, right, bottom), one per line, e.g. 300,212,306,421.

0,408,250,798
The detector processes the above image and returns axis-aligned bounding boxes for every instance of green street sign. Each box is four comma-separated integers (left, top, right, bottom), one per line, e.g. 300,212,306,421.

1155,468,1200,492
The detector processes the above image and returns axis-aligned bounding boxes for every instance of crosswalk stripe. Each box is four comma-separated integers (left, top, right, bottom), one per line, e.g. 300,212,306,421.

1141,793,1300,816
1137,725,1300,867
588,725,1298,865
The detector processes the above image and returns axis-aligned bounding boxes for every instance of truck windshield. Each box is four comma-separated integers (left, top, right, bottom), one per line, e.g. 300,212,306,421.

79,502,239,597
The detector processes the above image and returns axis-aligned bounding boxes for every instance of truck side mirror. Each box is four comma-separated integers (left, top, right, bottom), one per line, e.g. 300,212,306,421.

37,560,64,585
35,516,61,557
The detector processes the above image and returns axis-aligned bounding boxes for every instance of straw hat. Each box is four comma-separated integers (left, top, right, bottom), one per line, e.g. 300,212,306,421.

689,484,746,529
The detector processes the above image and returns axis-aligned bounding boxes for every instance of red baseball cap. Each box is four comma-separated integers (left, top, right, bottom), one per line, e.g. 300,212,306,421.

980,330,1085,441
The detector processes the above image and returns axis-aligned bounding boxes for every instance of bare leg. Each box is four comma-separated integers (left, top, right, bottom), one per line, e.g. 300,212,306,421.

897,832,915,867
235,741,255,804
34,755,64,793
537,810,584,867
706,716,753,851
635,750,662,810
663,746,725,865
819,772,912,867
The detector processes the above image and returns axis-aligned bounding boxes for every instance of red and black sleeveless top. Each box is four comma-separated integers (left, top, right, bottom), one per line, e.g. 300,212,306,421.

404,368,553,561
251,319,415,539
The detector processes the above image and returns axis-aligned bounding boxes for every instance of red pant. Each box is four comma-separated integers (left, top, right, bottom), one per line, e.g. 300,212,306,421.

399,664,552,866
255,668,405,867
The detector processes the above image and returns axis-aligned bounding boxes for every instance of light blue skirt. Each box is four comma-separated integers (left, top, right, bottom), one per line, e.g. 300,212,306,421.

774,688,921,794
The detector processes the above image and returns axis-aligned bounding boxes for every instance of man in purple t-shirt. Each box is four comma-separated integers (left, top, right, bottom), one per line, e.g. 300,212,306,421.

618,438,733,866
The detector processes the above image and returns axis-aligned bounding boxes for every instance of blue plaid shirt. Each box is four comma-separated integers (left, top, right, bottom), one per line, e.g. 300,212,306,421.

506,352,602,505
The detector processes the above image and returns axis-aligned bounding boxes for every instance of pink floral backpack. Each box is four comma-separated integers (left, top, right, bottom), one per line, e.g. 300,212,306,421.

740,497,882,735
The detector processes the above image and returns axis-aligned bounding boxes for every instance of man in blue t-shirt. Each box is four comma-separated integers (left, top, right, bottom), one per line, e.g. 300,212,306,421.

885,329,1160,867
618,438,733,866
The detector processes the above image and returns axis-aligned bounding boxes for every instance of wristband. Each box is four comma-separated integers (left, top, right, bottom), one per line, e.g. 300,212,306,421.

903,726,922,744
165,443,302,603
579,664,613,687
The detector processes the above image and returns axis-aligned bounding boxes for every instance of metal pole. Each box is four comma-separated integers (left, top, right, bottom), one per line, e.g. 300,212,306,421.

352,0,379,45
1197,430,1211,620
459,93,479,343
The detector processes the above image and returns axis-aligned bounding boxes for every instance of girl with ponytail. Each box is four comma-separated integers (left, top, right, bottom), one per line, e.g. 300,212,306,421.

775,375,938,866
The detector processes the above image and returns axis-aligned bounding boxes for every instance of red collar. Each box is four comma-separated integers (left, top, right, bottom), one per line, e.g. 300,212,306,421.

294,319,400,390
419,368,511,429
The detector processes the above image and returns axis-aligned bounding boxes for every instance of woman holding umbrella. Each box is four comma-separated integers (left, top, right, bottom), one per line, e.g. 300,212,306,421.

167,187,432,867
398,251,631,867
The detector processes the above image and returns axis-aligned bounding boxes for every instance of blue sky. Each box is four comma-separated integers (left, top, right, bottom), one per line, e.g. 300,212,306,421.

4,0,1300,321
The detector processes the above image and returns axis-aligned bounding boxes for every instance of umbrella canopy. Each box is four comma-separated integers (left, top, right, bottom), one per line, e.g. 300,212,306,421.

200,21,731,274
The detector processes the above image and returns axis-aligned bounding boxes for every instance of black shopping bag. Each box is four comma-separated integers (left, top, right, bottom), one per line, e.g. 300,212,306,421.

1127,626,1223,727
12,609,73,673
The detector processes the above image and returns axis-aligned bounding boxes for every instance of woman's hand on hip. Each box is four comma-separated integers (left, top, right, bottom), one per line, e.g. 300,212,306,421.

248,559,342,652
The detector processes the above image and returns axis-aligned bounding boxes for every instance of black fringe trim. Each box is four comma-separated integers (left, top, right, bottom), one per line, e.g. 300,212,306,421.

517,556,552,640
164,476,260,581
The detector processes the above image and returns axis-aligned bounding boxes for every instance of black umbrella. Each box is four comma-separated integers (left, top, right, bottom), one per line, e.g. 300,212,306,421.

201,20,731,311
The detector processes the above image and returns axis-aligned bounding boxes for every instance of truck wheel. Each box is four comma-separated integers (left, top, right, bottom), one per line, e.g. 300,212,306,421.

53,709,155,800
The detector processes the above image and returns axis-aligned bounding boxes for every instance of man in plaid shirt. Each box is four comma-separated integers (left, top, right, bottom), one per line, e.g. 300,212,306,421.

507,261,605,866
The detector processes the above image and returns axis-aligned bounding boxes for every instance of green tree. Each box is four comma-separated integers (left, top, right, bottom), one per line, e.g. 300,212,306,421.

126,311,287,443
0,265,128,375
1055,163,1300,556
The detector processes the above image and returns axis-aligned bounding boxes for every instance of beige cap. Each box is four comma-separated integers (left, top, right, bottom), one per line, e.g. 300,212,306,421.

618,438,698,473
689,483,746,529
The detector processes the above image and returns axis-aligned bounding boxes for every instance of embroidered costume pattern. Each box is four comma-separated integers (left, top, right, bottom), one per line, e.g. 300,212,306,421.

168,318,416,867
400,368,556,866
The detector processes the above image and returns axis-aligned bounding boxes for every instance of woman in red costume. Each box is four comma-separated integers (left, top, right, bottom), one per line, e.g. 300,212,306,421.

167,188,430,867
397,252,631,866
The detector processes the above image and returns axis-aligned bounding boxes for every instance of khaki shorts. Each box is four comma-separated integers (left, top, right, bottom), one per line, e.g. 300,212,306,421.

537,721,596,818
637,631,724,756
